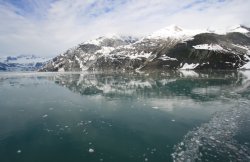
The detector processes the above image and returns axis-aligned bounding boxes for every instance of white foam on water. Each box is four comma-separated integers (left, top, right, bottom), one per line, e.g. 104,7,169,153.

172,99,250,162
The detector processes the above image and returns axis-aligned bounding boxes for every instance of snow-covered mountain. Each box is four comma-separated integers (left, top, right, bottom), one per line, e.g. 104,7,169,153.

0,55,49,71
40,25,250,72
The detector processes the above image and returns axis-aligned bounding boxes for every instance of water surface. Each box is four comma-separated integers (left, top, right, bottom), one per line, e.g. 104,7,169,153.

0,71,250,162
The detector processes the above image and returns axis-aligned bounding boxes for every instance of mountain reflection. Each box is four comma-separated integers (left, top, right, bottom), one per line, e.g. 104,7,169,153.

51,71,250,101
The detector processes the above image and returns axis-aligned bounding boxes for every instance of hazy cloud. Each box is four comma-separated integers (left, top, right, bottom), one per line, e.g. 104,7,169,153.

0,0,249,57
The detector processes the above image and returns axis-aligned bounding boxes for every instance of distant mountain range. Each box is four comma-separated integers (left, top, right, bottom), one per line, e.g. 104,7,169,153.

0,55,49,71
35,25,250,71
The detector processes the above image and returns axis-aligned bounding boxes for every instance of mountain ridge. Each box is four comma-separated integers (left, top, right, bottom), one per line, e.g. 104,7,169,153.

0,55,49,71
40,25,250,72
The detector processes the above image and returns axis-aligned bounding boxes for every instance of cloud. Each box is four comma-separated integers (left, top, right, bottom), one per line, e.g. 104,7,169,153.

0,0,249,57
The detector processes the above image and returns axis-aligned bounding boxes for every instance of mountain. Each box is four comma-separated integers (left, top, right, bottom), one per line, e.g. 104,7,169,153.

0,55,49,71
40,25,250,72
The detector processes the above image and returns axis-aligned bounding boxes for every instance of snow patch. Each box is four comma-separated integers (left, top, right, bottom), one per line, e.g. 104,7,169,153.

85,37,102,46
95,47,114,56
180,63,199,70
158,55,178,61
75,56,87,71
58,68,65,72
128,52,152,59
193,44,227,51
207,25,250,35
232,44,250,51
240,61,250,69
180,70,199,77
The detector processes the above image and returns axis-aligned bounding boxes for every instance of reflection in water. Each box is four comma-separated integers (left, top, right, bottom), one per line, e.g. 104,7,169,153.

0,71,250,162
52,71,248,100
49,71,250,161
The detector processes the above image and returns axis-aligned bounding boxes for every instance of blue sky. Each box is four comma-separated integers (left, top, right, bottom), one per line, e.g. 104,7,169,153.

0,0,249,57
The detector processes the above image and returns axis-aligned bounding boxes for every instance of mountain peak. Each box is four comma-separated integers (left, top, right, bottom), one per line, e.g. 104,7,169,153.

228,24,249,33
147,24,205,40
163,24,183,32
83,34,138,46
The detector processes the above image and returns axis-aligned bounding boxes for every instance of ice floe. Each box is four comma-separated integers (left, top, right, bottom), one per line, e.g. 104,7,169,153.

172,99,250,162
88,148,94,153
17,149,21,154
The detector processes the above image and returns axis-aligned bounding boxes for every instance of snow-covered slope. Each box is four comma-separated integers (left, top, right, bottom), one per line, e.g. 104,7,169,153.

0,55,49,71
147,24,206,41
229,25,250,34
40,25,250,72
41,35,140,71
146,24,250,40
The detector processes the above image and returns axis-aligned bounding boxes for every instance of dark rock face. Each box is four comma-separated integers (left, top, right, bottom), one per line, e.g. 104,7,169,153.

142,33,250,70
40,26,250,72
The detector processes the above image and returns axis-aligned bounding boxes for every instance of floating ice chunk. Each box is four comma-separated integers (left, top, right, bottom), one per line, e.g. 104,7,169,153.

144,158,148,161
42,114,48,118
152,106,159,109
88,148,94,153
171,119,176,122
17,149,21,154
178,151,184,156
172,100,250,162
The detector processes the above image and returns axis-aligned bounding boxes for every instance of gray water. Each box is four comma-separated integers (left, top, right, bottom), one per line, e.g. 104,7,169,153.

0,70,250,162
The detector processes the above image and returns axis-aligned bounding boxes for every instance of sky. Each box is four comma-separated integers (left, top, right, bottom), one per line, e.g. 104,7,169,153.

0,0,249,57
